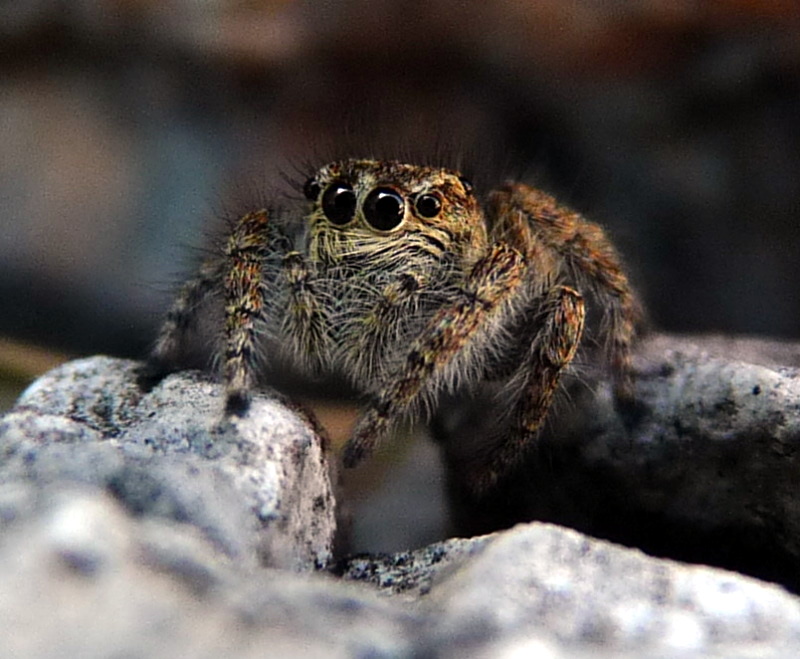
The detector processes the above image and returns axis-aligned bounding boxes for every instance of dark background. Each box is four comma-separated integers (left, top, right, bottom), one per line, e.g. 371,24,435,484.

3,0,800,358
1,0,799,551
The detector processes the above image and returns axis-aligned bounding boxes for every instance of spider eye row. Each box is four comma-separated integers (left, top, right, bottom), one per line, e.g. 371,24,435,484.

303,179,444,230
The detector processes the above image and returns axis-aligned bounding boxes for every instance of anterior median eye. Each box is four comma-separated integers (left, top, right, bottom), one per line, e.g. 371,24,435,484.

363,188,405,231
322,182,357,225
414,192,442,218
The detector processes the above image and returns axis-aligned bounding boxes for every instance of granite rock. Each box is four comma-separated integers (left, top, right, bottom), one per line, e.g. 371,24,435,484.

0,356,335,571
4,338,800,657
441,333,800,591
0,484,413,659
3,487,800,658
342,522,800,658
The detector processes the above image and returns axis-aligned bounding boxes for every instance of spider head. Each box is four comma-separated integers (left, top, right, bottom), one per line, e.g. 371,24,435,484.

303,159,487,266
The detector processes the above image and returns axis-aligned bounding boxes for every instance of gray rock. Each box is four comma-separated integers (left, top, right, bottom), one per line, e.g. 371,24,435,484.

442,333,800,591
339,535,490,600
4,483,800,659
6,337,800,657
429,525,799,658
0,356,335,570
338,523,800,658
0,484,414,659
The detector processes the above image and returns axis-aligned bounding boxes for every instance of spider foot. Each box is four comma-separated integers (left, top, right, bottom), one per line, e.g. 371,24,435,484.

342,410,387,468
225,389,252,417
135,360,171,394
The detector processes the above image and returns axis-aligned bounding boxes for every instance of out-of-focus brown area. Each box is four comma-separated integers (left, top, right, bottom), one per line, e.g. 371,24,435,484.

1,0,799,549
2,1,798,372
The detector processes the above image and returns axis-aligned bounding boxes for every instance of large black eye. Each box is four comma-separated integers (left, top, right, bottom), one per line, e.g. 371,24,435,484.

303,177,321,201
415,192,442,218
322,182,356,225
363,187,406,231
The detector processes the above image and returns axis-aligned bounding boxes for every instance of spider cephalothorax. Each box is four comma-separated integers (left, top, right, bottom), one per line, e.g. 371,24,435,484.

148,158,641,489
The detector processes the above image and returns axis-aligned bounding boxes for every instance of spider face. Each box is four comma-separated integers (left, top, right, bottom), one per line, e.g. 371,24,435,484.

149,158,641,490
303,160,486,267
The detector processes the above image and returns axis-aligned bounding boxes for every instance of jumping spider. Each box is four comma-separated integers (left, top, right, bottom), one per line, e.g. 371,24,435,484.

147,158,641,490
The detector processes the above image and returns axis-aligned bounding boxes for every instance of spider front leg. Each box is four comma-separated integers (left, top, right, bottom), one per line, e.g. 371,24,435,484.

219,209,279,414
144,209,283,412
225,209,331,416
342,243,527,468
472,284,586,490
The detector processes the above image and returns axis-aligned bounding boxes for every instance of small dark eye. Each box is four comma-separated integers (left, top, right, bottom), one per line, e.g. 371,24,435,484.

415,192,442,218
363,187,406,231
322,182,357,225
458,176,474,195
303,178,321,201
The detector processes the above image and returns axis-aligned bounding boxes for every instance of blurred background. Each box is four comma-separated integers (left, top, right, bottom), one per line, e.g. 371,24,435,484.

1,0,799,551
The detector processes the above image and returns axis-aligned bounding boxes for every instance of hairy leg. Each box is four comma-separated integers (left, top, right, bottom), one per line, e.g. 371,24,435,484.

143,259,224,388
342,243,526,467
471,285,585,491
222,210,274,414
487,184,641,401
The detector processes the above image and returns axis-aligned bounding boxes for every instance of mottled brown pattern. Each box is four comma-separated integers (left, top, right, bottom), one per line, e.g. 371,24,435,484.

223,211,270,411
487,184,641,401
148,159,641,490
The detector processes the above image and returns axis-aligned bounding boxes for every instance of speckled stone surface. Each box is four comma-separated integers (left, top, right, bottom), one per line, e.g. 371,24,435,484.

4,342,800,657
442,334,800,590
0,356,335,570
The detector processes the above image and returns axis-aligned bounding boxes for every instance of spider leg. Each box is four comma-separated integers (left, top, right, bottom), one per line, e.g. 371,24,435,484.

473,284,585,491
487,184,641,402
519,286,585,431
342,243,526,467
222,209,276,414
142,258,224,389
